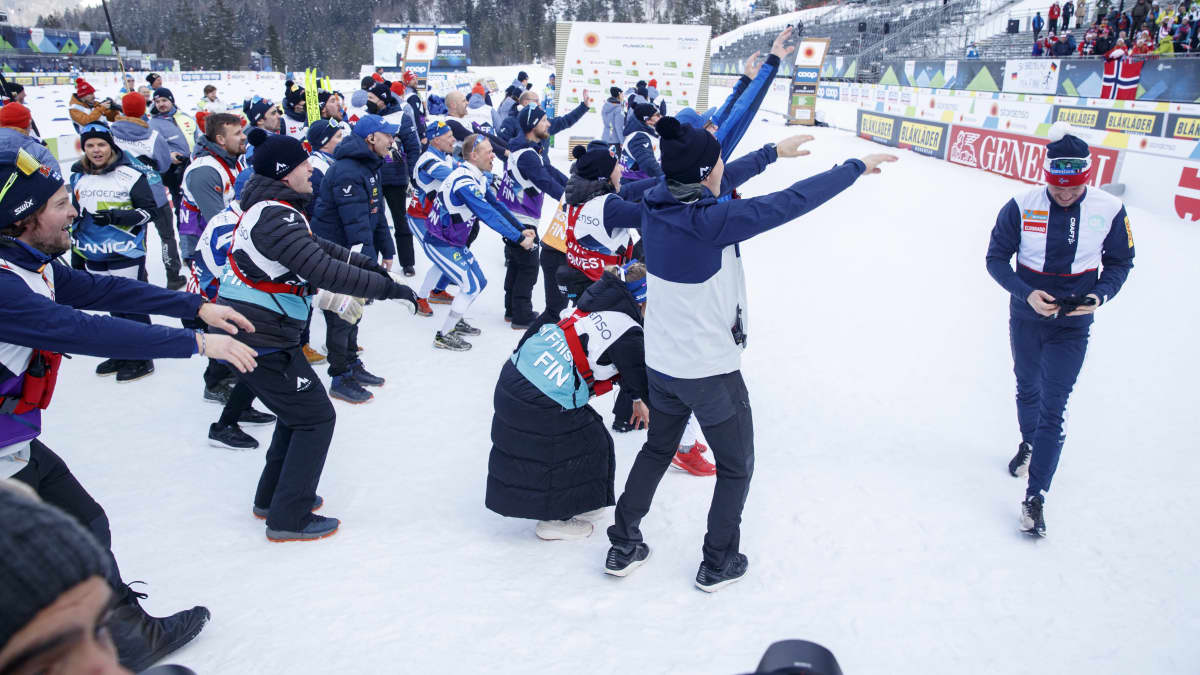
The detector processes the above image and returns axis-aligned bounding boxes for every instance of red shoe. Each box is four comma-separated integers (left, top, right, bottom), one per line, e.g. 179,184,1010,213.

671,442,716,476
415,298,434,317
429,290,455,304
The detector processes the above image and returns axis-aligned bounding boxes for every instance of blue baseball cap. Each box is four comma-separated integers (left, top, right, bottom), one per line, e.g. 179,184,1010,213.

353,114,400,139
425,119,452,142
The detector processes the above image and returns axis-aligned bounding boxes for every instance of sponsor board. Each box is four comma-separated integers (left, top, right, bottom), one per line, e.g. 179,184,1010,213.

897,118,949,159
1166,113,1200,140
788,40,829,125
1052,105,1165,137
818,84,840,100
947,125,1119,187
857,110,898,145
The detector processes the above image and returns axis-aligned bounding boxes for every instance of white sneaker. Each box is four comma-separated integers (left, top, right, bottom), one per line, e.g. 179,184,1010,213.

576,507,609,521
535,518,594,540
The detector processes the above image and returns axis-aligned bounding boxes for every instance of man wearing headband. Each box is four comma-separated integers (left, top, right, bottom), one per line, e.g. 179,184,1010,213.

986,122,1135,538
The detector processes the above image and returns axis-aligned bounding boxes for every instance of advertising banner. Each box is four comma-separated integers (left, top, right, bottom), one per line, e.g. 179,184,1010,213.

856,110,947,158
1002,59,1061,95
373,25,470,70
788,38,830,125
1166,113,1200,141
1052,105,1166,136
857,110,898,146
558,21,711,114
946,125,1120,187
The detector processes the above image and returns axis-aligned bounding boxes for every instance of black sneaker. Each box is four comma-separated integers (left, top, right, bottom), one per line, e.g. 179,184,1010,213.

604,543,650,577
1008,441,1033,477
96,358,122,376
351,360,385,387
238,407,277,426
612,420,636,433
1021,493,1047,537
402,266,416,277
116,360,154,383
109,589,210,673
203,381,233,405
452,318,481,336
434,331,472,351
696,553,749,592
166,274,188,291
208,423,258,450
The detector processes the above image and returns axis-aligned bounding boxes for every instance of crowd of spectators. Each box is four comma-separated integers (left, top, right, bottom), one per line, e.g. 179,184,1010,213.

1030,0,1200,57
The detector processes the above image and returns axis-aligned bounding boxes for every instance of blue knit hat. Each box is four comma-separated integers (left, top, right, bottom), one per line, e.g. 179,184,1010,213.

1044,122,1091,186
425,119,452,142
675,107,719,130
0,148,64,229
244,98,276,128
306,120,339,151
247,127,309,180
518,105,547,133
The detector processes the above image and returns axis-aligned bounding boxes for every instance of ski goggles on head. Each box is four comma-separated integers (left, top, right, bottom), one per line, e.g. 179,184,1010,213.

619,260,647,303
425,120,451,141
1043,156,1091,186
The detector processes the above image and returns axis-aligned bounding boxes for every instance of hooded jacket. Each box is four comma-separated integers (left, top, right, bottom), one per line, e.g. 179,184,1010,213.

110,115,172,173
181,135,244,236
215,174,404,349
68,94,118,131
311,133,395,262
642,148,866,379
621,115,662,179
0,127,56,169
148,106,194,157
601,98,624,146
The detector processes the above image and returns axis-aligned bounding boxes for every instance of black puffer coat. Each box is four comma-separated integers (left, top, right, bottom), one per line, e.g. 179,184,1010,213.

486,272,646,521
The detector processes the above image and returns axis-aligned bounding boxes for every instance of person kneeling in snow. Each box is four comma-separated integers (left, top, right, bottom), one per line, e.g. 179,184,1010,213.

486,263,650,541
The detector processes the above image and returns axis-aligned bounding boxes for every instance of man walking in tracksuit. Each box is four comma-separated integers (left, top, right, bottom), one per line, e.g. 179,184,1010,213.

986,125,1134,537
604,116,896,591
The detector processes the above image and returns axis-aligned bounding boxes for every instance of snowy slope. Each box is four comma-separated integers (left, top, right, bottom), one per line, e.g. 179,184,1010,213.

21,75,1200,674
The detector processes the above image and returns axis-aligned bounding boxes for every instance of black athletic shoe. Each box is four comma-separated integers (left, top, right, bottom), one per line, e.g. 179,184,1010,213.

452,318,481,336
203,381,233,405
351,360,385,387
208,423,258,450
1008,441,1033,477
402,266,416,277
238,407,277,426
116,360,154,383
1021,493,1047,537
96,358,122,376
109,589,210,673
611,420,637,433
604,543,650,577
166,274,188,291
696,553,749,592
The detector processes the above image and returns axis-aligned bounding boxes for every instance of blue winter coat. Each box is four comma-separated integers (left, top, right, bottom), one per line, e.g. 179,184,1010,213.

0,128,56,169
148,107,191,157
622,116,662,178
310,133,396,262
375,102,421,189
110,117,172,173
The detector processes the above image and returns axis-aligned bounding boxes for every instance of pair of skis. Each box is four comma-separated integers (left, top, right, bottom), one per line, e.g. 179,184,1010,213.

302,68,333,124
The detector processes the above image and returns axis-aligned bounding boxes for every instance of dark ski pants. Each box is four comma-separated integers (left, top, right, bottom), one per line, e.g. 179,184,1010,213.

503,240,539,325
1010,317,1089,498
383,185,415,268
204,357,257,426
238,347,336,532
540,246,568,319
153,203,183,281
323,310,360,378
84,258,150,325
609,370,755,569
13,441,124,590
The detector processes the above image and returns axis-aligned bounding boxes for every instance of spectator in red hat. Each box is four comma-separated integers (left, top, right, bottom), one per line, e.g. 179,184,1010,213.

68,78,118,132
0,103,56,167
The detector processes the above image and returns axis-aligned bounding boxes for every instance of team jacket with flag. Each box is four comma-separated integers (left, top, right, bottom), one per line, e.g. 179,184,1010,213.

986,186,1135,325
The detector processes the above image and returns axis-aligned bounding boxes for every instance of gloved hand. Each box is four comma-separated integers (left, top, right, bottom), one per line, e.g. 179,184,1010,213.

359,257,389,278
93,208,152,228
384,277,418,314
315,290,366,325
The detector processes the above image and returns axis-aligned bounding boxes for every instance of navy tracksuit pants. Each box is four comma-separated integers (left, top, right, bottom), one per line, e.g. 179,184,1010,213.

1009,317,1089,498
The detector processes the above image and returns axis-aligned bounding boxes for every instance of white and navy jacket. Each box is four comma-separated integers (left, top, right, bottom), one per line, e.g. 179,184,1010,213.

986,186,1135,325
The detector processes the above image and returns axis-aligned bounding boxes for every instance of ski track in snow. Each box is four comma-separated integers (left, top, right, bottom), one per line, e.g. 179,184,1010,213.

22,66,1200,674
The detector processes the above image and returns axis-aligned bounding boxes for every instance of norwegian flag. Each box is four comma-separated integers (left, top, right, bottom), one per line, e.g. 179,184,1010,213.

1101,49,1144,100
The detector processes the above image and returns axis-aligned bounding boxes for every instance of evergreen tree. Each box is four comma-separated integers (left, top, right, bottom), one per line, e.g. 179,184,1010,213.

266,24,284,72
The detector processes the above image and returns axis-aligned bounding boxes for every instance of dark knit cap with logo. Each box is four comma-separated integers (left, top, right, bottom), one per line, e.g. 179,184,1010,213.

518,105,547,133
152,87,175,105
0,486,111,646
247,127,309,180
79,122,116,150
657,116,722,184
0,148,65,228
572,142,618,180
633,103,659,125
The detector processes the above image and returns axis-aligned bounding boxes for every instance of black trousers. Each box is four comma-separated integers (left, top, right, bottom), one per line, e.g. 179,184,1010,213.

204,357,258,425
13,441,124,590
540,246,568,319
382,184,415,268
237,347,336,531
503,240,540,325
153,203,183,281
322,310,360,377
608,370,755,569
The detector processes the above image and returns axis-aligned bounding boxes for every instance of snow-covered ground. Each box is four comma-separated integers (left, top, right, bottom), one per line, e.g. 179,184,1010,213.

21,72,1200,674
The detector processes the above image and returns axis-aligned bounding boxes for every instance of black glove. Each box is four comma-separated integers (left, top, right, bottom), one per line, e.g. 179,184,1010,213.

93,208,152,228
1054,295,1097,314
385,282,418,314
361,259,389,278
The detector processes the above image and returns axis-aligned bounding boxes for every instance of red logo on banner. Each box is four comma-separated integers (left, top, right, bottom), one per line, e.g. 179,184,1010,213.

947,126,1119,187
416,40,428,53
1175,167,1200,221
804,46,815,59
584,33,600,47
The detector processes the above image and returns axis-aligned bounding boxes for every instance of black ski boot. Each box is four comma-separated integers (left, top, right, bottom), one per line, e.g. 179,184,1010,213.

109,585,210,672
1008,441,1032,477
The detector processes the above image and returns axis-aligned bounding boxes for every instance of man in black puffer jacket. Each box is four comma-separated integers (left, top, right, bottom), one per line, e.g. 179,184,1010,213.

215,128,418,542
486,265,649,541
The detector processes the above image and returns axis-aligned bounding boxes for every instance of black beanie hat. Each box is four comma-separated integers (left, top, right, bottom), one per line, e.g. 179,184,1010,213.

247,127,309,180
0,486,111,646
634,103,659,125
368,81,391,102
572,143,618,180
517,70,529,82
518,105,547,133
658,116,722,184
609,86,622,99
153,87,175,104
0,148,65,229
285,84,306,108
78,122,116,151
361,76,375,90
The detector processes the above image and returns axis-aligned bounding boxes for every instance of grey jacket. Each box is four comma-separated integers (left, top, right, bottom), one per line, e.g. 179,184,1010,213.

601,99,624,146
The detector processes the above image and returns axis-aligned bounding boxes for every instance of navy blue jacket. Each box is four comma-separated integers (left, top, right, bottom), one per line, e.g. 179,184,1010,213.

508,135,568,201
376,101,422,188
311,133,396,262
622,116,662,177
0,238,203,361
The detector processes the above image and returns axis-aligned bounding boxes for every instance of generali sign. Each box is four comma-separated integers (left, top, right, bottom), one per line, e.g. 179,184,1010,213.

946,125,1120,187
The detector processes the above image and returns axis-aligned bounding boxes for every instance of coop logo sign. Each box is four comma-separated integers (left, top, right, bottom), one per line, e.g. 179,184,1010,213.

947,125,1119,187
1053,106,1165,137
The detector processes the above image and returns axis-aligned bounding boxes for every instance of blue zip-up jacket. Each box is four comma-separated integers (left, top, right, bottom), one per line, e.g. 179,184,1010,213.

0,128,56,169
148,107,191,157
311,133,395,262
413,147,457,203
622,116,662,178
713,54,780,160
110,116,172,173
986,186,1134,326
377,101,421,188
308,149,335,204
642,151,865,379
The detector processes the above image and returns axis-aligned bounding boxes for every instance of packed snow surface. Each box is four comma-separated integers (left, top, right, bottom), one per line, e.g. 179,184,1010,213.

23,67,1199,674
